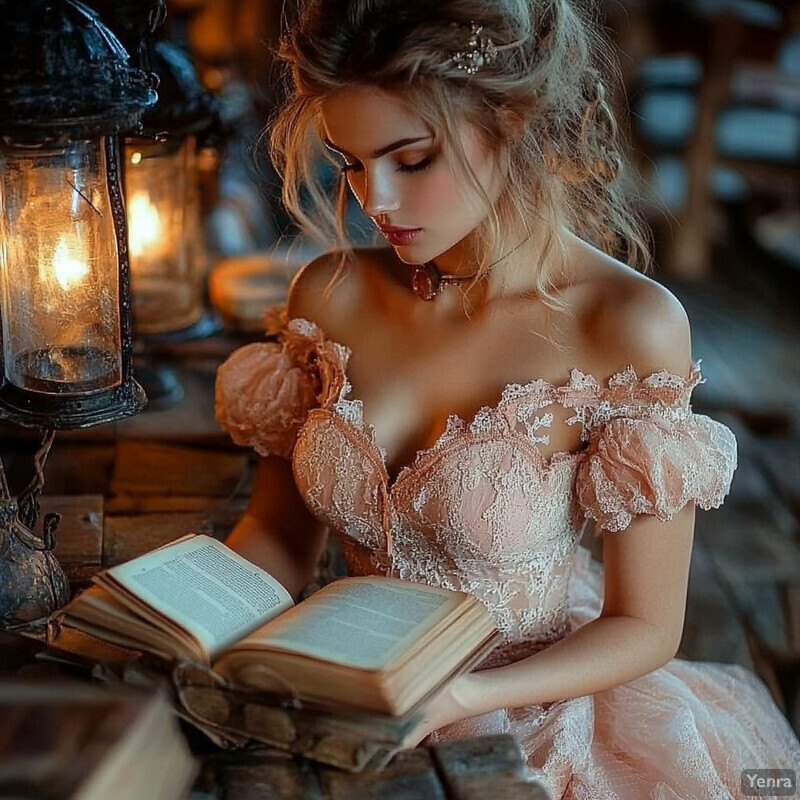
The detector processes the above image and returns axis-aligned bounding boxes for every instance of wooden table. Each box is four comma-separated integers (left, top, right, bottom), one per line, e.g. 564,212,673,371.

0,336,550,799
0,632,549,799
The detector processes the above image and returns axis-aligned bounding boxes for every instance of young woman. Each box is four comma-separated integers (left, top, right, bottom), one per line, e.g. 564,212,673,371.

216,0,800,795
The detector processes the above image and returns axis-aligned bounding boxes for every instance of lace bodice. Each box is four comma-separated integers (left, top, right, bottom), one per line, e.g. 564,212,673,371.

216,309,737,660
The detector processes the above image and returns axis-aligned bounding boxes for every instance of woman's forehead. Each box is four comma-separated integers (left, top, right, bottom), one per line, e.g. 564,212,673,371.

319,87,432,153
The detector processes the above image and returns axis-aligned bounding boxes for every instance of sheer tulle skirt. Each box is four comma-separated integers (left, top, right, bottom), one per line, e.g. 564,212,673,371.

426,546,800,800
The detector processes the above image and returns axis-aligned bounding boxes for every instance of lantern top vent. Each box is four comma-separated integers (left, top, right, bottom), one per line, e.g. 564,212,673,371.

0,0,158,144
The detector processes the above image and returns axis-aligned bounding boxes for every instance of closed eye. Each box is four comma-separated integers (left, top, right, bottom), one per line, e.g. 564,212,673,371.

339,155,434,175
397,156,434,173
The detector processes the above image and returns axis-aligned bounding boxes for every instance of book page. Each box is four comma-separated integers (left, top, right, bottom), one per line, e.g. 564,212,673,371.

63,586,201,661
98,535,294,659
232,578,462,669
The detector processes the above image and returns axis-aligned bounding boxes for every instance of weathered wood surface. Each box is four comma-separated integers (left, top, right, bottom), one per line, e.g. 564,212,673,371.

0,633,550,800
110,440,248,498
44,495,104,584
190,735,550,800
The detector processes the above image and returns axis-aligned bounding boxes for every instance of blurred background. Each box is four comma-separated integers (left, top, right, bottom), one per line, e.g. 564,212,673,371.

1,0,799,736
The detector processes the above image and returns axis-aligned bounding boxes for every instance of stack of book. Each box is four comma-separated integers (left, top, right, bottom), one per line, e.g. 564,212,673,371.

57,534,502,770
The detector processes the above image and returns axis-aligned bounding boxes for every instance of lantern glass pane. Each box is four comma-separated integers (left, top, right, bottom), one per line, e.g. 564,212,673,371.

0,139,122,394
126,136,204,334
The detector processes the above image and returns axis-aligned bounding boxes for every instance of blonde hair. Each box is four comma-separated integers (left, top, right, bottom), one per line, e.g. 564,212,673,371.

267,0,650,306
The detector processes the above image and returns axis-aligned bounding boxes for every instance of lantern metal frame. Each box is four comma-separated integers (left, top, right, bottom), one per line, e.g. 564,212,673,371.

94,0,223,409
0,0,156,627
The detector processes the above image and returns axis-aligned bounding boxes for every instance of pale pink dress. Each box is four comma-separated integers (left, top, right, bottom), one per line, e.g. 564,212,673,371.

216,309,800,800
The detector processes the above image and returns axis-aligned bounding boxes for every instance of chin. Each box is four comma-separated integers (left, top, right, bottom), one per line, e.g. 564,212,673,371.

393,250,425,266
393,240,462,267
389,244,426,266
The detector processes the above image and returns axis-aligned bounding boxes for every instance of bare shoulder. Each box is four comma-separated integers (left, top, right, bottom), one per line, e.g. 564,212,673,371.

575,243,693,378
285,247,386,335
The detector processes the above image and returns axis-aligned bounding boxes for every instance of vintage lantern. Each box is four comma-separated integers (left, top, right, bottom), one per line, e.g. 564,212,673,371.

125,133,206,335
125,38,220,408
0,0,156,429
0,0,156,625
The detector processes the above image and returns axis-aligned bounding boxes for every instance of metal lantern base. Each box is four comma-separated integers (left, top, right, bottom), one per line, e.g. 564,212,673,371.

0,376,147,430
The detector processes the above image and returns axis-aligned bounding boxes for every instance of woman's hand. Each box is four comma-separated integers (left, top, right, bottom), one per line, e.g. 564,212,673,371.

407,672,487,746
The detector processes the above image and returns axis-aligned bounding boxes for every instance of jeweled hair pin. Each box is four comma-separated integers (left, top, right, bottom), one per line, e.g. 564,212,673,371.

451,21,498,75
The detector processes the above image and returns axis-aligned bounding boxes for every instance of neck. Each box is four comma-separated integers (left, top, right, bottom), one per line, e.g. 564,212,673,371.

427,235,480,278
414,223,574,317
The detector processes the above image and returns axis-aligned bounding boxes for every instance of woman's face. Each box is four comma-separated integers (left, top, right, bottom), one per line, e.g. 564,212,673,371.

319,86,506,269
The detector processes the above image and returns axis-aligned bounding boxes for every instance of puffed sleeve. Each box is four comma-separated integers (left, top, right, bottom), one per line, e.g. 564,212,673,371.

573,365,738,533
214,308,350,459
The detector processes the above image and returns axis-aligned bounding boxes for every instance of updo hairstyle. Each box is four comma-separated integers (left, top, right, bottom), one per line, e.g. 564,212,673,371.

267,0,650,303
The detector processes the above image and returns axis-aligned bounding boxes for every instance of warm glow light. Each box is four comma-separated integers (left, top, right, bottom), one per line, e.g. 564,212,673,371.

51,237,89,290
128,190,163,258
130,151,142,165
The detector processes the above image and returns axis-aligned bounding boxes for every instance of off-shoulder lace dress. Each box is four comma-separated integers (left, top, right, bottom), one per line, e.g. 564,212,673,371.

216,309,800,800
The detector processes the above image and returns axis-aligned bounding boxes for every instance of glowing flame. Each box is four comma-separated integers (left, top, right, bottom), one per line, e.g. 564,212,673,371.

128,191,163,258
52,237,89,290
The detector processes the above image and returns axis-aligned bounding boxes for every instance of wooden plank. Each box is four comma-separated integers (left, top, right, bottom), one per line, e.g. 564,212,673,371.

103,512,213,567
701,505,800,586
207,751,324,800
751,434,800,520
321,748,446,800
42,495,104,584
105,495,249,538
679,541,754,669
697,444,800,661
111,441,248,498
439,775,550,800
42,443,116,496
106,495,222,514
430,735,549,800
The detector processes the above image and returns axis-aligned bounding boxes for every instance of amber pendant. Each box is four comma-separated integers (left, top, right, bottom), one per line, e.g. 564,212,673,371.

411,263,441,301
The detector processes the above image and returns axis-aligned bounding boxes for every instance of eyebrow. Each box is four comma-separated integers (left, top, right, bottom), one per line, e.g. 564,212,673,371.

322,135,431,160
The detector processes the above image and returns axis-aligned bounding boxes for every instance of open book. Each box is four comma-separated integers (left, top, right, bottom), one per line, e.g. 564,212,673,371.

60,534,500,717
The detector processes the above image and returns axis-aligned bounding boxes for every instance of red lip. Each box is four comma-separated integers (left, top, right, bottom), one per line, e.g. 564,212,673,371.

382,228,421,246
378,225,420,233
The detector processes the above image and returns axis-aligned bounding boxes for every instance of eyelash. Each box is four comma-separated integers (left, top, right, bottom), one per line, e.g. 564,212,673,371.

341,157,434,175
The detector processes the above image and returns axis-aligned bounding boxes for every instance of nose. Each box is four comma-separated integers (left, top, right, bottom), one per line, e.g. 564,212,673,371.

355,164,400,218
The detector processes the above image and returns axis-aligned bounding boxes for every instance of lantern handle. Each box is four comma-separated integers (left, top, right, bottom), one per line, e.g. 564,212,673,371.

17,430,60,545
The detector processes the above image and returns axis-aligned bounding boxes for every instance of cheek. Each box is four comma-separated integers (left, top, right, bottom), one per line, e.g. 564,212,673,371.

413,169,460,212
415,163,491,220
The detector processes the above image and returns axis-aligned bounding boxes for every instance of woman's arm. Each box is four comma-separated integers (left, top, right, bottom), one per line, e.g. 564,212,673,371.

226,455,328,597
224,254,346,596
471,503,694,706
412,503,696,740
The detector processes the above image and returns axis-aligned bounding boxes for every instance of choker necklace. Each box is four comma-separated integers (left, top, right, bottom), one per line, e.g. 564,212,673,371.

410,235,531,301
